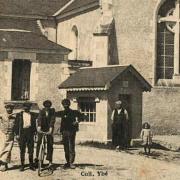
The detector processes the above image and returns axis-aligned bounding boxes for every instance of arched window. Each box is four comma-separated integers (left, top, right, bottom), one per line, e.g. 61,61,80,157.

157,0,177,81
69,25,78,60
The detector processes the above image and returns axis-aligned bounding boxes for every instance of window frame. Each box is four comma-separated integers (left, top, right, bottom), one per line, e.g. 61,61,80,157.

77,97,96,123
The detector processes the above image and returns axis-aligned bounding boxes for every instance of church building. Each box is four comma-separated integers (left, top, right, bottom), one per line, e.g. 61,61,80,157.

0,0,179,141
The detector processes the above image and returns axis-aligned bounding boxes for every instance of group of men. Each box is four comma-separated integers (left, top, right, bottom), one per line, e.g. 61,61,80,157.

0,98,129,172
0,98,82,172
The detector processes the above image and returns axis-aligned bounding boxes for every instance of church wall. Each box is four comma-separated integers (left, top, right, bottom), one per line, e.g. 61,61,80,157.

113,0,180,135
143,88,180,135
57,8,102,61
113,0,158,83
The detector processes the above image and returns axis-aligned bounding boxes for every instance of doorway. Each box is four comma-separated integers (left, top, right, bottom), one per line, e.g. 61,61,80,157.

11,59,31,100
118,94,132,142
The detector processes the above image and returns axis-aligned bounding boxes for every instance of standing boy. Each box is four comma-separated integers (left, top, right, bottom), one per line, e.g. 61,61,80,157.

0,104,16,171
35,100,55,168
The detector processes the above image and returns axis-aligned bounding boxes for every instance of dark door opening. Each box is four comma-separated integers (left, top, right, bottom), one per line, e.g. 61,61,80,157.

118,94,132,142
12,59,31,100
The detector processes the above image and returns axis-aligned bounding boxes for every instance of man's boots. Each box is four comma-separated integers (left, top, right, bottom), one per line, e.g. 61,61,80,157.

29,155,36,171
20,156,25,172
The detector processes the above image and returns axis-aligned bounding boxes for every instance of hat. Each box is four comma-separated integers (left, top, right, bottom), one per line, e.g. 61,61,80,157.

115,100,122,105
43,100,52,107
61,99,71,106
23,102,32,108
5,103,15,109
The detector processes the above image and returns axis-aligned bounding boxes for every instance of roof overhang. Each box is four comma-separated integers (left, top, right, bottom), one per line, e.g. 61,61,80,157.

0,48,70,55
61,87,107,92
58,65,152,92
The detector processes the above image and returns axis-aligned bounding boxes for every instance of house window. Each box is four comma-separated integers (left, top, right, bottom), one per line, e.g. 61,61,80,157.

157,0,176,81
12,59,31,100
78,97,96,122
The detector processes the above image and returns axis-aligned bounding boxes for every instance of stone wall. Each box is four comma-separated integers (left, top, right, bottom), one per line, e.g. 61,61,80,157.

0,54,10,113
143,88,180,135
113,0,158,83
35,53,66,110
113,0,180,135
57,8,101,61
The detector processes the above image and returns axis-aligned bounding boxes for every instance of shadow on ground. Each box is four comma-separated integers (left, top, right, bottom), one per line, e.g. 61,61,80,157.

78,141,170,151
52,163,104,171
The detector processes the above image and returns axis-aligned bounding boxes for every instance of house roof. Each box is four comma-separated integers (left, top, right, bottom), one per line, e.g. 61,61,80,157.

0,0,70,17
58,65,152,92
0,30,70,53
0,18,41,34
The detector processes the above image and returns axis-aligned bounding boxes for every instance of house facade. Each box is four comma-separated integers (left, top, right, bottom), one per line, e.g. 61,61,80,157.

0,0,72,112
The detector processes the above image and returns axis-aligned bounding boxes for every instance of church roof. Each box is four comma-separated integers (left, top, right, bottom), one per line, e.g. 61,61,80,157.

58,65,152,92
0,0,70,17
0,30,70,53
59,0,99,15
0,0,99,17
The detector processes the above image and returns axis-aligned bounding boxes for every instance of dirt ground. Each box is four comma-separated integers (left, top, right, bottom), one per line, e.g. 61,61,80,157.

0,144,180,180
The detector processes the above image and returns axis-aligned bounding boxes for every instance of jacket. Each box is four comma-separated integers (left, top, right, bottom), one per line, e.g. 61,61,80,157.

37,108,55,132
56,108,83,132
14,111,37,136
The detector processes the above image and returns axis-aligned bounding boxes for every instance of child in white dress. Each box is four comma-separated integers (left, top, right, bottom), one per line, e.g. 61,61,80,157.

140,122,153,154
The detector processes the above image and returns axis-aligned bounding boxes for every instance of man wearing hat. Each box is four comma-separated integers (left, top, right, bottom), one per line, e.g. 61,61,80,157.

14,102,37,171
35,100,55,168
0,103,16,171
111,100,129,150
56,98,83,169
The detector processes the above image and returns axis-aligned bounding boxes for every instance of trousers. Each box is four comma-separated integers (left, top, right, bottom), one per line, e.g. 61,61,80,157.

62,131,76,164
19,128,34,165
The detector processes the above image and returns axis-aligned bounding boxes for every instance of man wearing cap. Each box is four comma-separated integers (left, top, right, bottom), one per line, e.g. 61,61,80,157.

35,100,55,168
56,98,83,169
111,100,129,150
14,102,37,171
0,103,16,171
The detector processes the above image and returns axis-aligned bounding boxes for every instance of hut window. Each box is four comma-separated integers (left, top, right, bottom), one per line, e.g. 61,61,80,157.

78,97,96,122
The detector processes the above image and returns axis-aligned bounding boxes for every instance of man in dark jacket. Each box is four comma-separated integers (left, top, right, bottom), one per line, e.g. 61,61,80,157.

56,99,83,169
14,102,37,171
111,100,129,150
35,100,55,168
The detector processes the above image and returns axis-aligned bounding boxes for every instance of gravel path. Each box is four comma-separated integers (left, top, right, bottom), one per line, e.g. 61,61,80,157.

0,145,180,180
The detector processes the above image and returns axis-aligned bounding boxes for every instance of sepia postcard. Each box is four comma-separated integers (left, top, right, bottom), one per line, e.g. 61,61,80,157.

0,0,179,179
